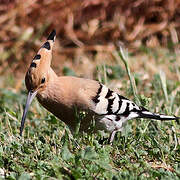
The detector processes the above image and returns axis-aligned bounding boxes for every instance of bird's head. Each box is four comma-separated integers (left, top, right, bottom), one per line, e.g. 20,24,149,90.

20,29,56,136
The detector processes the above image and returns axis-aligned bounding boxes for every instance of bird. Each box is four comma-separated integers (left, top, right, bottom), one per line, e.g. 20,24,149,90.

20,29,179,143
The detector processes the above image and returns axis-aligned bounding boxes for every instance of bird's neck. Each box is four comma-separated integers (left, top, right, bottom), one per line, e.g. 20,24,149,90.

48,67,58,81
37,67,58,99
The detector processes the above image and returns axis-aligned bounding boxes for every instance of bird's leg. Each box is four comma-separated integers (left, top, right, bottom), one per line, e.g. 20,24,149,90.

108,130,117,144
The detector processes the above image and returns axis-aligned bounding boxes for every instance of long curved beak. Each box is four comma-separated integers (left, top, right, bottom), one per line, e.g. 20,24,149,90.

20,90,38,136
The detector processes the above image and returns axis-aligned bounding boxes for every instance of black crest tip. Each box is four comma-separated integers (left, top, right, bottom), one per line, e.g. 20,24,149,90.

47,29,56,41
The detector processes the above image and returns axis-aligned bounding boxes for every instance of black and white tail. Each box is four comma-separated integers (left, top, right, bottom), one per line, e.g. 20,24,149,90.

138,107,179,121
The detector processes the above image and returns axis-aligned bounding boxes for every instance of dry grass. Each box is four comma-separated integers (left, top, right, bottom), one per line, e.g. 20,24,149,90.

0,0,179,81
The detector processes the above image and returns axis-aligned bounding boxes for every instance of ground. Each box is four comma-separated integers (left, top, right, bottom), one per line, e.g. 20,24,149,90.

0,47,180,179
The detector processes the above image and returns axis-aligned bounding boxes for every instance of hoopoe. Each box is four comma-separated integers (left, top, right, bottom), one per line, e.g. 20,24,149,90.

20,30,179,143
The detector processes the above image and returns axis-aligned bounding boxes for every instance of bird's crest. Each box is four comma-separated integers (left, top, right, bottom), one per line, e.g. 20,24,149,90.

25,29,56,91
30,29,56,71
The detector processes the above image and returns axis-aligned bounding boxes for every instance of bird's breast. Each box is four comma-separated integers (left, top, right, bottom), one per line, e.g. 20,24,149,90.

37,93,78,130
36,90,95,132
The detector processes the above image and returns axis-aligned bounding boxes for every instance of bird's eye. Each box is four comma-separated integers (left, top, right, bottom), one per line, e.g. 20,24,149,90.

41,77,45,84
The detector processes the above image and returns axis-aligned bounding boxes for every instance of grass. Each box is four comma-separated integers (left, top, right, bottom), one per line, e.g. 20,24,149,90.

0,48,180,179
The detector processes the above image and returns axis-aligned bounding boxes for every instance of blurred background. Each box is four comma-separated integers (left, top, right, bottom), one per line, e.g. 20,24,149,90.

0,0,180,92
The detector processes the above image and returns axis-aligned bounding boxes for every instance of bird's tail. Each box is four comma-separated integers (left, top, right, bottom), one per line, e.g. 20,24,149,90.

138,107,179,122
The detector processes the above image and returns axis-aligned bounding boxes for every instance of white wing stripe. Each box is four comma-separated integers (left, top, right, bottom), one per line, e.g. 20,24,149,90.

111,93,120,113
95,96,108,114
118,100,127,114
99,85,109,97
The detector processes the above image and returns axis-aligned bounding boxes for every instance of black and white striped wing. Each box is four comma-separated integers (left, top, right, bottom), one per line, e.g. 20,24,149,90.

92,83,140,119
91,83,179,122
